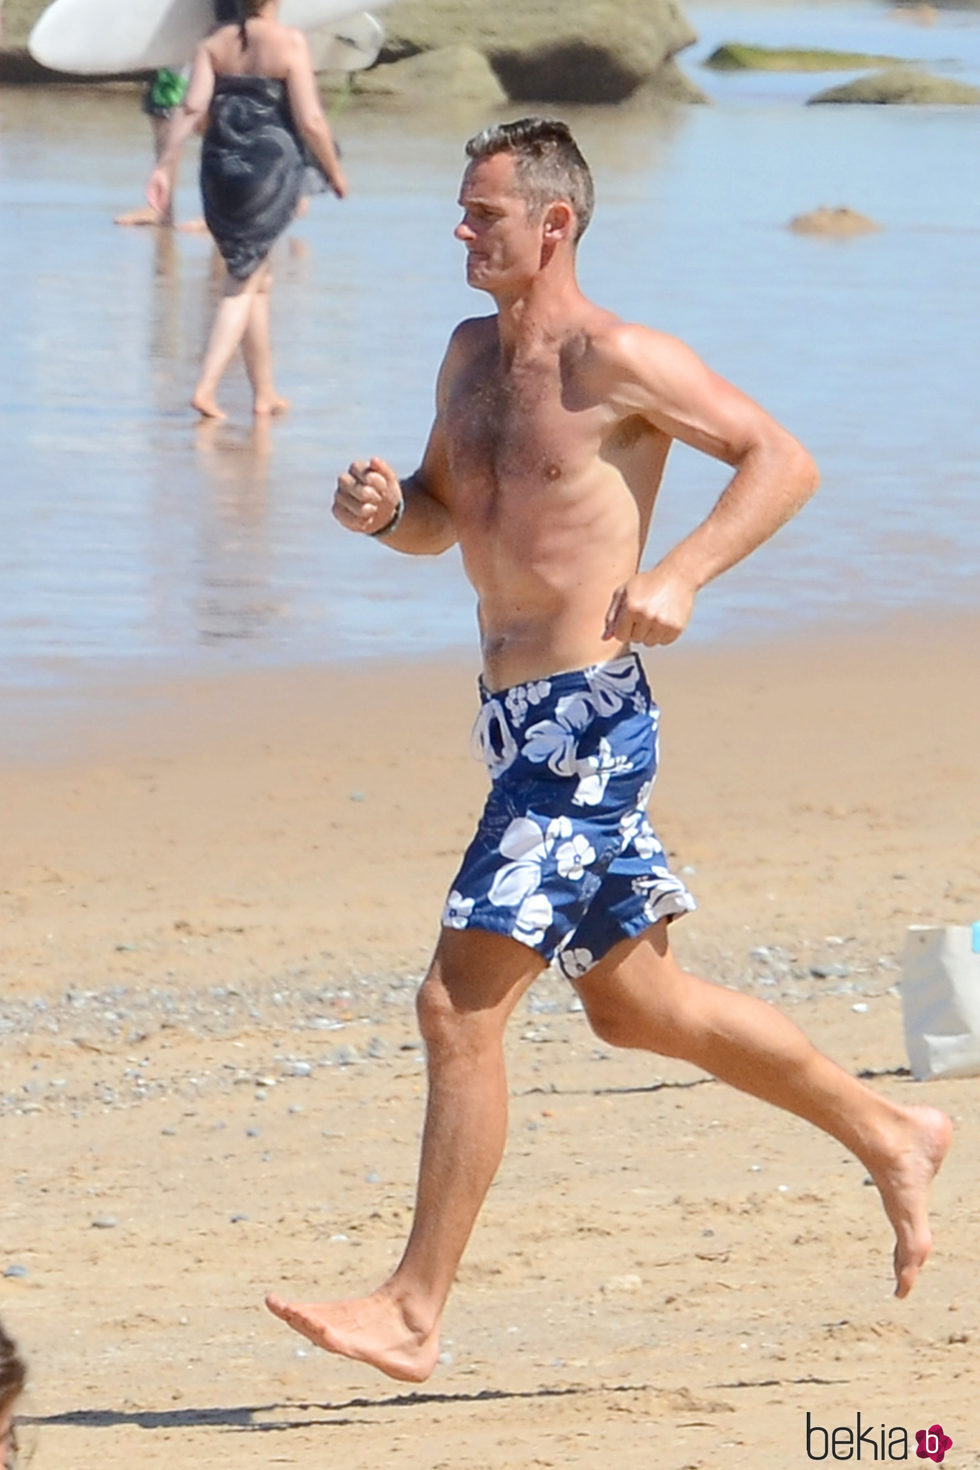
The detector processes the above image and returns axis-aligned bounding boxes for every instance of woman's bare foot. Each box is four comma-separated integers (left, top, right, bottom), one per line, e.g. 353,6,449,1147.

865,1104,952,1298
115,204,171,227
191,391,226,420
265,1288,441,1383
253,395,290,417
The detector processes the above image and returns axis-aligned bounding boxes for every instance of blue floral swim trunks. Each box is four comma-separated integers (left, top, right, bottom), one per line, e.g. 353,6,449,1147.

441,654,696,977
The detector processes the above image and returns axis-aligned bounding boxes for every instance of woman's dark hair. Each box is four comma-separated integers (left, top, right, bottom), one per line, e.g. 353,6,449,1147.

0,1321,26,1416
212,0,266,46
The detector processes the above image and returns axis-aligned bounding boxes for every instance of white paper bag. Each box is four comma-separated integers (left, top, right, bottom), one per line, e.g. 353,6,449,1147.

900,924,980,1080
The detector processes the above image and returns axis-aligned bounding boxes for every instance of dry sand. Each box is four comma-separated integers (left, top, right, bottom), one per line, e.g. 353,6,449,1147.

2,612,979,1468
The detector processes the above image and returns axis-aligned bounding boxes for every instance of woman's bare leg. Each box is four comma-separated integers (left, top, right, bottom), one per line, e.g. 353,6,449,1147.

241,267,288,416
192,267,265,419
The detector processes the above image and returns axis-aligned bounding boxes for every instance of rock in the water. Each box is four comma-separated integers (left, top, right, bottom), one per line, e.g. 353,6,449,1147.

625,59,710,106
354,44,507,103
378,0,699,104
809,66,980,104
789,206,880,236
706,43,901,72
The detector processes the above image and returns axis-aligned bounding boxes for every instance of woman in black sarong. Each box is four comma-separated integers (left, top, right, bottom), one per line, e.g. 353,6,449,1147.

148,0,347,418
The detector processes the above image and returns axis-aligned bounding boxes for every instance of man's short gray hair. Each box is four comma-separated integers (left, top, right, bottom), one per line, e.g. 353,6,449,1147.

464,118,595,242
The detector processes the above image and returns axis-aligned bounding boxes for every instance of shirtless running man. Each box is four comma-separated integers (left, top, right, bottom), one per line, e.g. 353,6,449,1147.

266,117,951,1382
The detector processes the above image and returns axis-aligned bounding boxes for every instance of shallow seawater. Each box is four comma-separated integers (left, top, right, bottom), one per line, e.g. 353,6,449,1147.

0,0,978,689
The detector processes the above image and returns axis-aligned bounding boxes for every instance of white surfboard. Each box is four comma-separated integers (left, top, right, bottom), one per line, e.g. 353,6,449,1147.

29,0,393,75
313,10,385,74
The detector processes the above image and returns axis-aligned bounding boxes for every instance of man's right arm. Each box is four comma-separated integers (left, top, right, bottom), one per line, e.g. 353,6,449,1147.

332,330,466,555
333,454,456,554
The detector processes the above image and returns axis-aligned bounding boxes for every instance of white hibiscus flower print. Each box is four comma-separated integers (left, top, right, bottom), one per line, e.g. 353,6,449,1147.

442,890,475,929
619,802,663,860
631,822,661,860
487,815,572,909
555,833,597,880
505,678,551,728
512,891,554,947
523,701,631,807
584,656,640,715
619,782,655,848
558,945,595,979
573,736,632,808
632,873,697,923
522,693,592,775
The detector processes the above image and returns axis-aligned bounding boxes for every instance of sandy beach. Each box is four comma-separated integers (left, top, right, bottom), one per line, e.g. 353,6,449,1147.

2,612,978,1468
1,0,979,1456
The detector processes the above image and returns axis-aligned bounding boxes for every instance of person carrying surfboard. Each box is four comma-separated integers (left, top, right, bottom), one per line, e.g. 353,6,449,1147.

148,0,348,418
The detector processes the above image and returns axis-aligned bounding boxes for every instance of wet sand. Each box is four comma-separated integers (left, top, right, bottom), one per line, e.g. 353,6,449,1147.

2,612,978,1467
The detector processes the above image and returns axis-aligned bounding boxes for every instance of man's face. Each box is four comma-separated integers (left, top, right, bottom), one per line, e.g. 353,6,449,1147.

454,153,543,294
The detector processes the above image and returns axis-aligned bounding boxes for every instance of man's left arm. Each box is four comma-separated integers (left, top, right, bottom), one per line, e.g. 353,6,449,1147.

602,324,819,647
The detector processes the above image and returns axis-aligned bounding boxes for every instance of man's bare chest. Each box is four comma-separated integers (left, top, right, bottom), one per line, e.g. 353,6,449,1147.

444,356,603,493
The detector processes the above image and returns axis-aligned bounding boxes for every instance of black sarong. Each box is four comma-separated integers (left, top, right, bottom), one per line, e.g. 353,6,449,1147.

201,76,308,280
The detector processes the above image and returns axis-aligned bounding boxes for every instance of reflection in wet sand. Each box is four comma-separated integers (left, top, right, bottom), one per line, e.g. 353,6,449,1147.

192,419,284,647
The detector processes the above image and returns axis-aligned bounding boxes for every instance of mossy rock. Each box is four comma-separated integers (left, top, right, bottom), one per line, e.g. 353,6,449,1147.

705,43,903,73
380,0,696,66
381,0,698,102
808,66,980,104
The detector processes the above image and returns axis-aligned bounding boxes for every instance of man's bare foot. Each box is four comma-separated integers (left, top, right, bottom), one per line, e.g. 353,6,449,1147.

253,395,290,417
866,1104,952,1298
176,217,209,234
191,392,226,420
265,1288,441,1383
115,205,171,227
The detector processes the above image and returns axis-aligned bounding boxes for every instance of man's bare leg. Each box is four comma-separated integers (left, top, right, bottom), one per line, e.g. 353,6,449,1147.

266,928,542,1381
241,269,289,417
192,268,265,418
574,923,951,1298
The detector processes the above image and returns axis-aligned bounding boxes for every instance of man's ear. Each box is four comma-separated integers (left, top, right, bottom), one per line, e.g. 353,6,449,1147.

542,201,575,242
